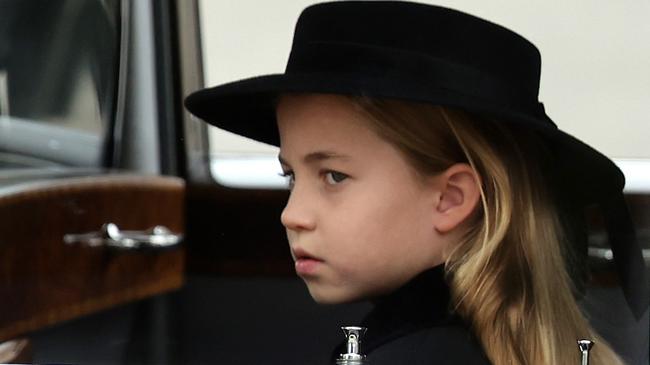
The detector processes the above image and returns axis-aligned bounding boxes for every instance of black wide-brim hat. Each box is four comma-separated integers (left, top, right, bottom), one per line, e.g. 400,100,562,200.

185,1,648,318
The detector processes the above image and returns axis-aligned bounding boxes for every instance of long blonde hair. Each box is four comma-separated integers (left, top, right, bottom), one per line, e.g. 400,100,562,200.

350,96,623,365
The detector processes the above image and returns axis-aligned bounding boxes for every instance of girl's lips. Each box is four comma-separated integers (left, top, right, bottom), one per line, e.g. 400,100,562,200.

295,258,323,275
291,247,324,275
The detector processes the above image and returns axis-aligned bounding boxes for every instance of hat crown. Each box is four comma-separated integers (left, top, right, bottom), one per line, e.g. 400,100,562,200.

290,1,542,100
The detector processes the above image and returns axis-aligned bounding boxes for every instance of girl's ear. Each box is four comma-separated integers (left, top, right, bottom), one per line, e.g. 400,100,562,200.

432,163,481,233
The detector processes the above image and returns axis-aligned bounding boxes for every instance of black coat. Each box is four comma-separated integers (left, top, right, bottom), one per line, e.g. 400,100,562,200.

331,266,491,365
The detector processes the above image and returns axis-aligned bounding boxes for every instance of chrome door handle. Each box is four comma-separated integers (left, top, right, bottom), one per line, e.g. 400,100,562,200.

64,223,182,250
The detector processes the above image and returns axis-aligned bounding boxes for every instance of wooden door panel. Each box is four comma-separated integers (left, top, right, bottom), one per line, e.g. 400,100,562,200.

0,175,185,342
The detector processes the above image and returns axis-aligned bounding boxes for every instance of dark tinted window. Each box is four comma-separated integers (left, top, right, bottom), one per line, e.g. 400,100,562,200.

0,0,120,168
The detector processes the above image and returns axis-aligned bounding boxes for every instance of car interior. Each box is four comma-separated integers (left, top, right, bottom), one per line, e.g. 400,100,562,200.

0,1,648,364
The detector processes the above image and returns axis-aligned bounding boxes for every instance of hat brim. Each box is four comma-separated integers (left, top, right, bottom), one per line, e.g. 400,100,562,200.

185,73,624,202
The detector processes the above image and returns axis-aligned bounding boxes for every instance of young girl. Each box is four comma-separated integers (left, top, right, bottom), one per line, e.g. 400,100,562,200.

186,1,647,364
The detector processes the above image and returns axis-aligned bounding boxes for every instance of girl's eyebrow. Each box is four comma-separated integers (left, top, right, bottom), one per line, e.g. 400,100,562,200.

278,151,351,166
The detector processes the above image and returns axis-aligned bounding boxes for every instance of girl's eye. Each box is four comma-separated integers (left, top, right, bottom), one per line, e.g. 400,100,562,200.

324,171,348,185
279,171,295,189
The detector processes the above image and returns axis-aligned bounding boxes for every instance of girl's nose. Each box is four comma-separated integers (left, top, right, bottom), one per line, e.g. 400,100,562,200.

280,188,316,232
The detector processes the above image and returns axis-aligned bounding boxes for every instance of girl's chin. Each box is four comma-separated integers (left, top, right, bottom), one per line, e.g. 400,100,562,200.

305,284,365,305
312,295,350,305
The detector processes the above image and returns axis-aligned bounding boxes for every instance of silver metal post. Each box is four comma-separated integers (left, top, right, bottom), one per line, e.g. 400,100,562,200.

577,339,594,365
336,326,368,364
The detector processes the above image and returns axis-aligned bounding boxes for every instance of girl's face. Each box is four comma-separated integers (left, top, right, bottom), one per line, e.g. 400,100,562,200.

277,94,450,304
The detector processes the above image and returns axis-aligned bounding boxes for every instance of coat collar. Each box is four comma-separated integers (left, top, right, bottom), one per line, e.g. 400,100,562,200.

332,265,463,359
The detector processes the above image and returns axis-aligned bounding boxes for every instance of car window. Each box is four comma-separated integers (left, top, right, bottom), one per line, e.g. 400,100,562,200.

199,0,650,192
0,0,120,169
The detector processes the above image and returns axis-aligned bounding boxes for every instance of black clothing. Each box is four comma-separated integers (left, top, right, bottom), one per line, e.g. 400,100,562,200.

331,266,491,364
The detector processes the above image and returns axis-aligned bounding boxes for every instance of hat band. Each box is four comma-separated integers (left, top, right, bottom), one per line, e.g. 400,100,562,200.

286,41,546,118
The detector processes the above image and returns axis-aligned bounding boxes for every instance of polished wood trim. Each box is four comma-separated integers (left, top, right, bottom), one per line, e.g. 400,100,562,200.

0,175,185,342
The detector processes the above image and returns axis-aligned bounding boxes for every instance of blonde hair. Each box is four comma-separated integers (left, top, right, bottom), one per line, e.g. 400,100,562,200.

349,96,624,365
